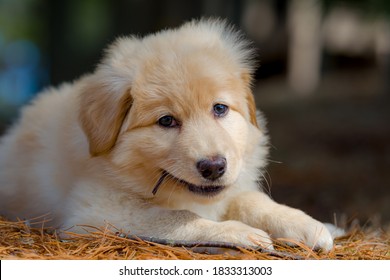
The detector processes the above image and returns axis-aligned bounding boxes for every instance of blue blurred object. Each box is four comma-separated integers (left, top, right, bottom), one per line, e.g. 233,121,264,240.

0,39,47,106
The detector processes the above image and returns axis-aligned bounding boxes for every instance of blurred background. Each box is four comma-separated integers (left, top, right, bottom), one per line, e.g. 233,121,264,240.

0,0,389,229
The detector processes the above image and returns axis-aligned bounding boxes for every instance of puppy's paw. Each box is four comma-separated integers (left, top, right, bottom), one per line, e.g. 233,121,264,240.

215,220,274,250
273,210,334,252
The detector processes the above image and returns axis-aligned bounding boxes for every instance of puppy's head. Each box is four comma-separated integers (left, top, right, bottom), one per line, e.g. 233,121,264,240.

79,19,268,204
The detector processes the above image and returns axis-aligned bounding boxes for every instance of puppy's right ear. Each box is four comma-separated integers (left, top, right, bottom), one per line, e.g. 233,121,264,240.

79,75,133,156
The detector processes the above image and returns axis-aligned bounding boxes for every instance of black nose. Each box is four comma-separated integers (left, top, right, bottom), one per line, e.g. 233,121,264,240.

196,156,227,181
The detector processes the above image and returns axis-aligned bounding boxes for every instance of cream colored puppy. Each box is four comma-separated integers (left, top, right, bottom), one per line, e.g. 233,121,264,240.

0,20,333,251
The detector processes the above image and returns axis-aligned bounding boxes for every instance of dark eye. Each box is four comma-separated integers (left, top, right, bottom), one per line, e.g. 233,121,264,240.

158,115,178,128
213,104,229,117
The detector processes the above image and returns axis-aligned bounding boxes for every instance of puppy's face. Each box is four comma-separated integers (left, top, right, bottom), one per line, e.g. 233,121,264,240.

79,21,265,205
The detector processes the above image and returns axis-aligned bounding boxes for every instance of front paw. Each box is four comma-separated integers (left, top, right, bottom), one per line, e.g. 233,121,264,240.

213,220,274,250
272,210,334,252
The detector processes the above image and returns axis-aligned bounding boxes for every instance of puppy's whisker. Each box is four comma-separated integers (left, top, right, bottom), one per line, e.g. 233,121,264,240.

267,159,283,164
151,162,183,197
259,169,272,196
165,176,179,204
147,170,164,196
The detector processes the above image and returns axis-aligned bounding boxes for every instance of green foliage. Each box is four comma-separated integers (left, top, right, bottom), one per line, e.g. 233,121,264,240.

322,0,390,16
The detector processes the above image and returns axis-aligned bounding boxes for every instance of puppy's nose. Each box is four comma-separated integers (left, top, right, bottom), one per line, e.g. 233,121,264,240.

196,156,227,181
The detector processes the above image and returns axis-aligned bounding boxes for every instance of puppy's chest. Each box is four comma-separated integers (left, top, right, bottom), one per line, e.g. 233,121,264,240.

176,201,227,222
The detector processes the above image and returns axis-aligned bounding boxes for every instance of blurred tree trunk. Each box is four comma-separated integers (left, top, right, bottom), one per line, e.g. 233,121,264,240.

287,0,322,95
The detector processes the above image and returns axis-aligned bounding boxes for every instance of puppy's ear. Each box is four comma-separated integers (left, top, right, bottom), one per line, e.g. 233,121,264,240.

79,76,133,156
246,91,259,128
241,72,258,128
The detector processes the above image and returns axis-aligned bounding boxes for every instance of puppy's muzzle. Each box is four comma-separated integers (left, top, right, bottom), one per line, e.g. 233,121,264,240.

196,156,226,181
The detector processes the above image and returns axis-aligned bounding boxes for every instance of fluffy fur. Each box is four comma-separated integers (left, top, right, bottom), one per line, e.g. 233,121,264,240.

0,19,333,251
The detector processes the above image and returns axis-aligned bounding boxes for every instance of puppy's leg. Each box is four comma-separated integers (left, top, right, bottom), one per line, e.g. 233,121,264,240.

64,194,273,249
225,191,333,251
134,207,275,249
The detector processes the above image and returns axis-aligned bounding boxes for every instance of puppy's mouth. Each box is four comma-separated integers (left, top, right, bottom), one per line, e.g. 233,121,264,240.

152,170,225,197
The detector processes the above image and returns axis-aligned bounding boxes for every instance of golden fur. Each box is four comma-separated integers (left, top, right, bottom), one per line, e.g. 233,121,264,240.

0,19,333,251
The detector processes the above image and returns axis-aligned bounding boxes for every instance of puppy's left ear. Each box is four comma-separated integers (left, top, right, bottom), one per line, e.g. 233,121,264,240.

241,72,258,128
79,75,133,156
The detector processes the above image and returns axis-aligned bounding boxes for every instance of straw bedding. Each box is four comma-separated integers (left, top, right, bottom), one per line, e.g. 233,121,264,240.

0,217,388,260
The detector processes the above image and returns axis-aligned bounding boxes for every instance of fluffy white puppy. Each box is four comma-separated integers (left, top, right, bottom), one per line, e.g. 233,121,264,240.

0,19,333,251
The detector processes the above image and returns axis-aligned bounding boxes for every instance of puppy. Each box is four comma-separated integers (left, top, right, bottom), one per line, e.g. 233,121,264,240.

0,19,333,251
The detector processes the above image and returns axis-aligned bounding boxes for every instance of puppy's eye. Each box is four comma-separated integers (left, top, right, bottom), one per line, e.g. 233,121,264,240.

213,104,229,117
158,115,178,128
